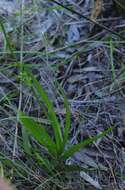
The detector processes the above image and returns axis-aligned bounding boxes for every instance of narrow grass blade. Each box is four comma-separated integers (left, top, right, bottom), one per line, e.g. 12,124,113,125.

57,85,71,149
22,126,31,155
24,70,63,153
19,112,57,156
36,153,54,174
63,95,71,148
0,21,15,58
62,126,114,160
114,0,125,10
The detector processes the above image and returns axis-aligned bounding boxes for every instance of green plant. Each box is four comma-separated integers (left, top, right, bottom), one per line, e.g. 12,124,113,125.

19,69,114,174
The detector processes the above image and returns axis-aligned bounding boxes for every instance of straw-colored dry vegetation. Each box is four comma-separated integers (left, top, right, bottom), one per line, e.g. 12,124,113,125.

0,0,125,189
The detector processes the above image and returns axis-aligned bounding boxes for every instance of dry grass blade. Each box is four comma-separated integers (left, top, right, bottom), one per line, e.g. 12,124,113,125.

90,0,102,21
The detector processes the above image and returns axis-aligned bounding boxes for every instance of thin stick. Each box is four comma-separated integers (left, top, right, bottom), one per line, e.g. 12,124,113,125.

12,0,24,170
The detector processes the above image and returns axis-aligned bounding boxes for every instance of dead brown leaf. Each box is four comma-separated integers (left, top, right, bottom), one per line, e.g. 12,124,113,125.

90,0,102,21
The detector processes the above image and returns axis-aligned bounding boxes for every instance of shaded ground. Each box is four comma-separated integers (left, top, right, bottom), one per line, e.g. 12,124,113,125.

1,0,125,189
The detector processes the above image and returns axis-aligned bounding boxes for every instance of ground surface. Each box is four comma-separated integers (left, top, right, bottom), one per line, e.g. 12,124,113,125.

0,0,125,189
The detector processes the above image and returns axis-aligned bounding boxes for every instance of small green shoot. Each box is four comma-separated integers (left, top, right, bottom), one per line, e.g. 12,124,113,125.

19,69,114,173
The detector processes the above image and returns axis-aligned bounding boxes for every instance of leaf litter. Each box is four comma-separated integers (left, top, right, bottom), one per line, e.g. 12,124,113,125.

0,0,125,189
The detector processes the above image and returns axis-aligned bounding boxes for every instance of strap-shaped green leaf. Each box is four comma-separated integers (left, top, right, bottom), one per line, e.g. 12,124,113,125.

57,86,71,149
62,126,114,160
24,70,63,153
19,112,57,156
22,126,31,155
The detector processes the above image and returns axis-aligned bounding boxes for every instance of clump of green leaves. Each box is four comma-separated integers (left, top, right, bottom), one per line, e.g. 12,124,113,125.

19,69,113,174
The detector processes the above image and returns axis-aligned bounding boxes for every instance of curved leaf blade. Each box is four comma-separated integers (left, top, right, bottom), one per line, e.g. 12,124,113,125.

19,112,57,156
62,126,114,160
24,70,63,153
